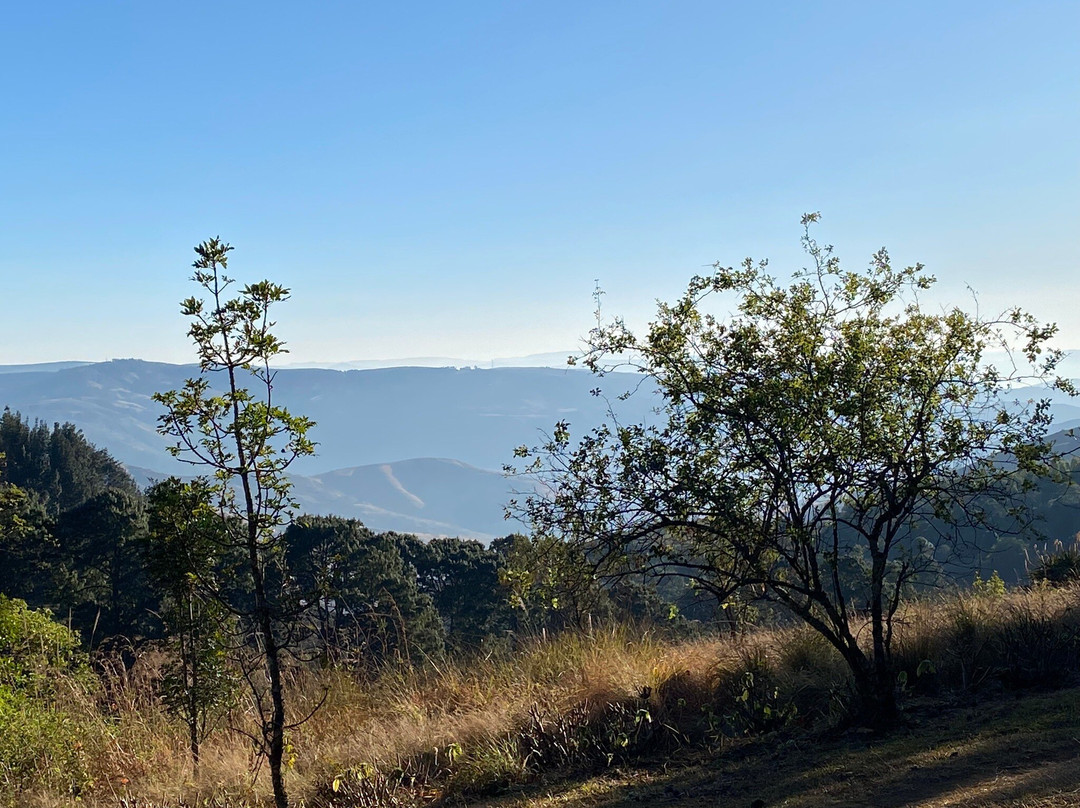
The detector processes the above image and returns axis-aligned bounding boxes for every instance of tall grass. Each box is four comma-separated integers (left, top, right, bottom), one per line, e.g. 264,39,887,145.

11,583,1080,807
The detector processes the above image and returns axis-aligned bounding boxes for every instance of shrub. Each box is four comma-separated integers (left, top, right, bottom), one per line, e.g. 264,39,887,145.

1028,539,1080,587
710,649,799,736
0,594,85,692
0,686,95,801
0,596,95,803
972,570,1007,598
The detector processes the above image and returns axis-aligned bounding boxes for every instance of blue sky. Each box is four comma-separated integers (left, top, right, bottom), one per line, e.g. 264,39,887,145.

1,1,1077,365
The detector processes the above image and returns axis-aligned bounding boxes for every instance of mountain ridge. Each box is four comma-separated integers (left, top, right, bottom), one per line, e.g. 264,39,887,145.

124,456,531,541
4,359,1076,540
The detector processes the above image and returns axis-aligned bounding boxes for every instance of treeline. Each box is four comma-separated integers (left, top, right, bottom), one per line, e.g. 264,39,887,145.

0,410,719,661
4,407,1080,665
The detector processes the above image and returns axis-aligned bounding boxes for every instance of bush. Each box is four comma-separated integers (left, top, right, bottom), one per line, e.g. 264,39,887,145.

710,649,798,736
972,570,1007,598
0,594,85,692
0,686,95,801
1028,539,1080,587
0,596,95,803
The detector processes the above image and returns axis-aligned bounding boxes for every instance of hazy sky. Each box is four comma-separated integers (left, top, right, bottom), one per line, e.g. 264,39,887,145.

1,2,1076,365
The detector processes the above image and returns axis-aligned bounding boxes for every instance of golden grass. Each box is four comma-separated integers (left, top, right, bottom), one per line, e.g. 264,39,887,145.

13,583,1080,807
477,688,1080,808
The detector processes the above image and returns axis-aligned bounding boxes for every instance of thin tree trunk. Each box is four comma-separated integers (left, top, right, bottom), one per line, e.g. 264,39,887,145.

246,519,288,808
866,551,897,728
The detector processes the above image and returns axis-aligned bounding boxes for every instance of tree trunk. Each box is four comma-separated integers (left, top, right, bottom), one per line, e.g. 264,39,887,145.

266,628,287,808
190,716,200,773
853,661,897,729
250,549,288,808
835,635,897,729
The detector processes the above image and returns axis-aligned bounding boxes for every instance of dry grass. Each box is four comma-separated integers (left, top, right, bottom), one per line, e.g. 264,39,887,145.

12,583,1080,807
476,687,1080,808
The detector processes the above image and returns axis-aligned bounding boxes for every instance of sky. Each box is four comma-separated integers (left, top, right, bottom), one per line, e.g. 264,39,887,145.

0,1,1077,366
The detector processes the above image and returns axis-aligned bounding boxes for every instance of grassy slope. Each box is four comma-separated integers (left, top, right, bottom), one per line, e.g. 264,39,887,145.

480,688,1080,808
11,585,1080,806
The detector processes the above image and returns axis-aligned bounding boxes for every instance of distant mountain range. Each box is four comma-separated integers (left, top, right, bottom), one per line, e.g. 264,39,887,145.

278,351,580,370
126,457,529,541
0,359,658,474
0,359,656,539
1,359,1076,540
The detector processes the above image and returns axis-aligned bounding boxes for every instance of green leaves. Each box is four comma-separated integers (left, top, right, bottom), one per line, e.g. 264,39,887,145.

152,239,315,536
515,214,1074,723
153,239,316,796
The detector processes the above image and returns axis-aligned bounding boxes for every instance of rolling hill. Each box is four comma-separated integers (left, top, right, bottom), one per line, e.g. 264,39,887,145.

0,359,657,475
3,360,1076,539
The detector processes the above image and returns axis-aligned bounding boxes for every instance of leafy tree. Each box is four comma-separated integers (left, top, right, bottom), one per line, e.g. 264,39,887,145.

0,483,56,616
55,488,154,643
515,215,1073,725
492,533,613,634
0,411,137,517
0,418,146,639
153,238,315,808
144,477,235,772
284,517,444,667
0,455,43,575
396,534,511,653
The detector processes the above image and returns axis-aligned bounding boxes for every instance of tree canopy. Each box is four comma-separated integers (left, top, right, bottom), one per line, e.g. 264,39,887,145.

514,214,1074,724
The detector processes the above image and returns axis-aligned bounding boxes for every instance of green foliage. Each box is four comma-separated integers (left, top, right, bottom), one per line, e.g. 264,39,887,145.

154,238,316,808
972,570,1007,598
397,534,512,654
0,596,92,803
145,477,236,768
712,651,798,736
0,688,94,804
514,214,1073,725
0,595,85,690
285,517,445,667
0,416,152,643
0,475,33,544
0,410,138,518
515,697,657,776
55,488,155,642
493,533,613,633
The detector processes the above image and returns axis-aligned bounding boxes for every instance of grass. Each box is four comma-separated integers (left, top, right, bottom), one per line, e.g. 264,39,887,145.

477,688,1080,808
9,583,1080,807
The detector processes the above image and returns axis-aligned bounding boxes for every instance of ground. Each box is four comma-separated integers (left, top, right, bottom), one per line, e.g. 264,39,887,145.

471,687,1080,808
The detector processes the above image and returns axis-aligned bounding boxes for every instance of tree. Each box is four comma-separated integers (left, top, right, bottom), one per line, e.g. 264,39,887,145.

284,518,444,667
515,215,1073,725
0,411,137,518
0,458,52,603
492,532,613,635
55,488,154,643
396,534,510,653
0,417,146,639
144,477,235,772
153,238,315,808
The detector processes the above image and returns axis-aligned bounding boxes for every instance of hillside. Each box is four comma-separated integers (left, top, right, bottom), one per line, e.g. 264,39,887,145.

7,584,1080,807
128,457,532,540
474,687,1080,808
3,360,1077,540
0,359,661,537
0,359,657,475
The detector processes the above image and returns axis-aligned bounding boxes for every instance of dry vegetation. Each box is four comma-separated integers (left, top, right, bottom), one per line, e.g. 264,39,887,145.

10,583,1080,808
